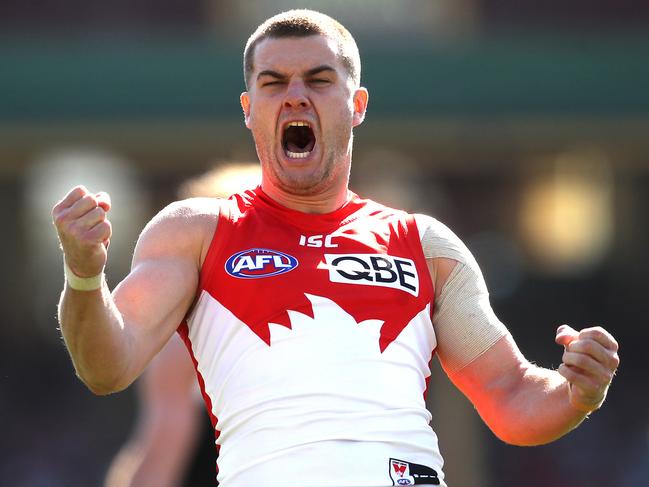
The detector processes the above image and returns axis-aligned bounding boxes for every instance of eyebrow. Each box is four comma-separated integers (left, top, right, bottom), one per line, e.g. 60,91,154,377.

257,69,286,81
256,65,337,81
305,65,336,77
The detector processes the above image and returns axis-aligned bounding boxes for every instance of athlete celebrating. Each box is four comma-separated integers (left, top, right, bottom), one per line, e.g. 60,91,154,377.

52,10,619,487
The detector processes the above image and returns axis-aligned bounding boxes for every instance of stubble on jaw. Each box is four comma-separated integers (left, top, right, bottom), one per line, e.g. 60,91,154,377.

252,118,354,197
272,133,353,197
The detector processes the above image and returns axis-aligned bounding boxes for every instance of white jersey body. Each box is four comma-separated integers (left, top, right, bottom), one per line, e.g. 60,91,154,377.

178,188,448,487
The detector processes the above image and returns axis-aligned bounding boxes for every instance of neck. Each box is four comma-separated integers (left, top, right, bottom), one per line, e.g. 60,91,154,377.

260,182,351,214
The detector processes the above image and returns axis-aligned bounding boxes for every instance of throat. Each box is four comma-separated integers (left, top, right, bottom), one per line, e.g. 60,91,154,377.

283,125,316,159
261,183,352,214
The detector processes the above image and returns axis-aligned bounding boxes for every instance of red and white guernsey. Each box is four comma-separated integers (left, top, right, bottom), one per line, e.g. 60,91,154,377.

178,187,446,487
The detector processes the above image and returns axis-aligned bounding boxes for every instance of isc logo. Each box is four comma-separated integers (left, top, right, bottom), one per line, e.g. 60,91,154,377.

324,254,419,296
225,248,298,279
299,234,338,248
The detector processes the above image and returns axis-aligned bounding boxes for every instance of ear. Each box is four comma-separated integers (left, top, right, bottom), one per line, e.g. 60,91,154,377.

352,87,369,127
240,92,251,128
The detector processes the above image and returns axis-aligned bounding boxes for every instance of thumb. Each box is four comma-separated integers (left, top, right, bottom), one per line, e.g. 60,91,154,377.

555,324,579,348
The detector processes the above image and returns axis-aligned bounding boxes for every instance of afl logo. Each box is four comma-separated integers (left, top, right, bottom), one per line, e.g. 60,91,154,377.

225,248,298,279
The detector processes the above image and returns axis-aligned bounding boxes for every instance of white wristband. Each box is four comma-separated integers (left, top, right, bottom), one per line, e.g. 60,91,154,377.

64,260,105,291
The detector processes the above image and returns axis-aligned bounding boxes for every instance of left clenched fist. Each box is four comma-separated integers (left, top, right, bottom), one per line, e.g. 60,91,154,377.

555,325,620,414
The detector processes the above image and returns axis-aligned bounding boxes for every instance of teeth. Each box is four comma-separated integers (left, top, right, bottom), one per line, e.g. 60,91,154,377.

286,121,311,128
286,150,311,159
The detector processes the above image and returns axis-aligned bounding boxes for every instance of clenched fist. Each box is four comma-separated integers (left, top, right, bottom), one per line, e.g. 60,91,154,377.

556,325,620,414
52,185,112,278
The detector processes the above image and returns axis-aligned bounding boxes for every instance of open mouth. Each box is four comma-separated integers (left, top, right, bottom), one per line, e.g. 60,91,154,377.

282,121,316,159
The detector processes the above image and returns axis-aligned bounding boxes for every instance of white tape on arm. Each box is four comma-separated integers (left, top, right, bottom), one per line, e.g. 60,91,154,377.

64,259,105,291
415,214,510,373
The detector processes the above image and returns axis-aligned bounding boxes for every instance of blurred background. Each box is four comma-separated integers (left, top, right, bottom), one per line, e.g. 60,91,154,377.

1,1,648,485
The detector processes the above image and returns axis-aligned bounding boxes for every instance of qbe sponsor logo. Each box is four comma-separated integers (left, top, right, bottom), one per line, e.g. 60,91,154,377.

324,254,419,296
225,248,298,279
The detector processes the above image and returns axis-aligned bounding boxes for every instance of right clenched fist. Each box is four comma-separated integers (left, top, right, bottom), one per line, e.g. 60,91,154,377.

52,185,112,277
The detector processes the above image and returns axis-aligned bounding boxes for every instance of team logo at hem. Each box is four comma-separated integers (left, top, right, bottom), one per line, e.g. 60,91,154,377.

389,458,440,485
225,248,298,279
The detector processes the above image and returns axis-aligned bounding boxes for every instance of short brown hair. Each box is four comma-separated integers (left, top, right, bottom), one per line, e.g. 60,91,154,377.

243,9,361,89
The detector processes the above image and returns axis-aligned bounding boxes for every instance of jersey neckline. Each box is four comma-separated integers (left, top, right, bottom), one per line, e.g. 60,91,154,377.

241,186,366,232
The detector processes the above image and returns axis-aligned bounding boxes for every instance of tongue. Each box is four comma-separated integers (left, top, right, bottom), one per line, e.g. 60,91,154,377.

287,139,315,154
287,140,305,153
286,138,315,153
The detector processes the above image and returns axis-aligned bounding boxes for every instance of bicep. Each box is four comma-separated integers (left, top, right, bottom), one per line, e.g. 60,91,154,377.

113,251,198,382
111,202,207,384
431,261,524,409
431,259,509,373
417,213,508,371
416,213,525,402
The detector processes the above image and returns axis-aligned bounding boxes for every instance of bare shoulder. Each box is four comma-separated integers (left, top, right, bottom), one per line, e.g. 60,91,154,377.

134,197,222,265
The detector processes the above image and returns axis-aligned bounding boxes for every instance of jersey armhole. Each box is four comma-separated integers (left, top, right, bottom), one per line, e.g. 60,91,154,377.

408,213,436,319
178,198,229,329
197,198,230,292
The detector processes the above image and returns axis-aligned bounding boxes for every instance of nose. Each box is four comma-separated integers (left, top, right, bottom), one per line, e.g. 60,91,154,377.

283,79,310,110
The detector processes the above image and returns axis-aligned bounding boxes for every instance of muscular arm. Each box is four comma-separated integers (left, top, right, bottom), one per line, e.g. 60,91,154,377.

445,333,581,445
419,214,619,446
447,324,621,445
55,187,215,394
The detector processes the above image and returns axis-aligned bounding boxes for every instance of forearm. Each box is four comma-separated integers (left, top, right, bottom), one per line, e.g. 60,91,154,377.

58,281,132,395
480,363,587,446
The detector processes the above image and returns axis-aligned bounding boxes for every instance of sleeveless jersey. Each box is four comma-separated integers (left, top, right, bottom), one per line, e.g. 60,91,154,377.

178,187,446,487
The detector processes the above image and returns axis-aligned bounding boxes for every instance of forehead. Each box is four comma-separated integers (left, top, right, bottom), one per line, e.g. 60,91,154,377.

252,35,343,75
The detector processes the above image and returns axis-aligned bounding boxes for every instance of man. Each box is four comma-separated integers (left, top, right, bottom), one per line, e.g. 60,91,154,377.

104,163,260,487
52,10,619,487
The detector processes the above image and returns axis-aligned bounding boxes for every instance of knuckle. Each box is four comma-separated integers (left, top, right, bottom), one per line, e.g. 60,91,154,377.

562,351,574,366
52,210,66,227
580,339,597,353
586,328,605,340
567,340,583,354
93,221,111,238
92,206,106,219
564,351,585,369
571,354,587,369
67,186,86,202
80,194,97,206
